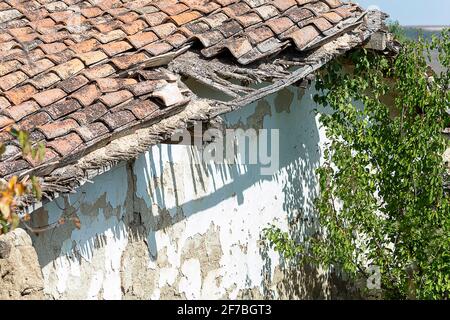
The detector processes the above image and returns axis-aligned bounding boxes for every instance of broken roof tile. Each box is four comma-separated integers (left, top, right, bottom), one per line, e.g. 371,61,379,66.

0,0,374,184
129,80,166,96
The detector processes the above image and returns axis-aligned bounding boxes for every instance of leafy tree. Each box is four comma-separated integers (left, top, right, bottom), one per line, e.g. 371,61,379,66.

265,29,450,299
0,128,44,235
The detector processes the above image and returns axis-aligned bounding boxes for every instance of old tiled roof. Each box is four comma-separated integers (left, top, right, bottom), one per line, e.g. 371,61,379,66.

0,0,382,198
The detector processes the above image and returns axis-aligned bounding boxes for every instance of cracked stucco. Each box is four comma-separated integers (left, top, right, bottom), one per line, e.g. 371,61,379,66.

28,84,339,299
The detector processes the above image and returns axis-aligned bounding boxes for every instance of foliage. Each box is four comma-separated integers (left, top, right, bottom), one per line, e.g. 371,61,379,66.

0,128,44,235
265,29,450,299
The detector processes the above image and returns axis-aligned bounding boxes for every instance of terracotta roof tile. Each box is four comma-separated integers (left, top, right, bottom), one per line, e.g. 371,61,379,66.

71,84,101,107
101,110,136,130
126,100,159,119
0,71,28,91
44,99,81,120
51,58,84,79
272,0,297,11
129,80,166,96
101,40,133,56
39,118,79,139
32,88,66,107
3,102,37,125
0,97,11,110
218,20,243,38
74,122,110,142
236,13,263,27
69,103,109,125
5,85,38,105
0,60,22,77
77,50,108,65
83,63,116,80
152,23,178,38
111,53,148,70
47,132,83,156
0,160,30,177
266,17,294,34
171,11,203,26
121,19,148,35
18,112,51,131
25,148,59,167
0,0,369,181
143,42,174,56
166,32,188,48
0,115,15,129
285,24,321,49
144,12,168,26
99,90,134,108
127,31,159,48
96,78,138,93
246,26,274,45
30,72,61,89
58,75,89,94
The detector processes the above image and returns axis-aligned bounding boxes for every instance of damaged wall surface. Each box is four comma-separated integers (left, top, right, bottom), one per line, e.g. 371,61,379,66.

28,84,334,300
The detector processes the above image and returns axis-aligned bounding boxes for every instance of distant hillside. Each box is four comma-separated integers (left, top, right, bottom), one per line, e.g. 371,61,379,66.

401,26,447,73
402,27,445,41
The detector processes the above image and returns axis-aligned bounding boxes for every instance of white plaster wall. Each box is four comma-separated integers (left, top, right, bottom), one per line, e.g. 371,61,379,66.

29,84,330,300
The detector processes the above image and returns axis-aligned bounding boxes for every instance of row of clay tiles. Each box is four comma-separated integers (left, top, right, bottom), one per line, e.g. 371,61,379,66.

0,0,363,178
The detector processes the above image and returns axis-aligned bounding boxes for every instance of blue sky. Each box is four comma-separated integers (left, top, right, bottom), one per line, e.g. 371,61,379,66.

355,0,450,25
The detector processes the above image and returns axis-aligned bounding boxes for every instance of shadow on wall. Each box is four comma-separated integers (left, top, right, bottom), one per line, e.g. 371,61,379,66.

133,86,336,298
28,83,348,299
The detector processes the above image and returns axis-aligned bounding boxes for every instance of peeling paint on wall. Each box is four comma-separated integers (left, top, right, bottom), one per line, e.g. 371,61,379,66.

29,84,337,299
